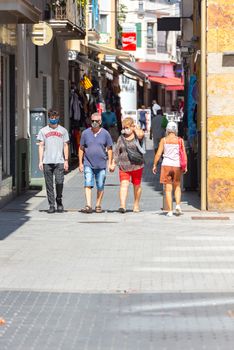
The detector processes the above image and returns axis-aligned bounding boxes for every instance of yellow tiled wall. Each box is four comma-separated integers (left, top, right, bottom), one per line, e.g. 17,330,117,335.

207,0,234,210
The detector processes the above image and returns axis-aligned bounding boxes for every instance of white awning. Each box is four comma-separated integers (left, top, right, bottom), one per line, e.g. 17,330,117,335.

88,43,133,60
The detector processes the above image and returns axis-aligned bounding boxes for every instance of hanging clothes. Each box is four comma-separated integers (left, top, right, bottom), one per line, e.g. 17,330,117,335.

70,90,81,121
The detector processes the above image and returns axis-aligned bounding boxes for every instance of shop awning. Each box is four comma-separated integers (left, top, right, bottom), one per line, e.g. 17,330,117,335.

0,0,41,23
116,59,148,82
149,76,184,91
88,43,132,59
68,50,113,78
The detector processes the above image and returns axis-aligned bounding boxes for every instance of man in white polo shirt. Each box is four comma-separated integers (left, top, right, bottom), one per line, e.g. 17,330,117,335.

37,110,69,213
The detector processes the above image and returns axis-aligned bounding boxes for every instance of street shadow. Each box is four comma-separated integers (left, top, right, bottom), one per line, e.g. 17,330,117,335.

142,148,200,210
0,190,42,240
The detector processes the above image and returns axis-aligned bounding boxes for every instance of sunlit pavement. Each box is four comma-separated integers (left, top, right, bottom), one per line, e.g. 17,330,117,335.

0,141,234,349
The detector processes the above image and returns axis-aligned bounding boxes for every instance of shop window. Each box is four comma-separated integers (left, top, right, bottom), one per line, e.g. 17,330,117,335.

147,22,155,48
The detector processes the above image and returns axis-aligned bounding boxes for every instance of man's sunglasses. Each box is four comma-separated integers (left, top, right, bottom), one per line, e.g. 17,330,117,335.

48,111,59,117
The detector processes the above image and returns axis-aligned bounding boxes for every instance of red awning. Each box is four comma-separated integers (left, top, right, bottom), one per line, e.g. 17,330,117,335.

149,76,184,91
128,62,161,73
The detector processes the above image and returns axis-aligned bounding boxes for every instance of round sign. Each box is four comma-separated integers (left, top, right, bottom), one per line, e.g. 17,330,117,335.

32,22,53,46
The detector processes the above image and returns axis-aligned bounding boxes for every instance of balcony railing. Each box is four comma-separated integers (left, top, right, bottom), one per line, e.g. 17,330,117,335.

40,0,86,38
53,2,86,30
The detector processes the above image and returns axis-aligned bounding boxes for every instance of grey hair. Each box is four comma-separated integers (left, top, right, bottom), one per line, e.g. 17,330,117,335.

166,121,178,135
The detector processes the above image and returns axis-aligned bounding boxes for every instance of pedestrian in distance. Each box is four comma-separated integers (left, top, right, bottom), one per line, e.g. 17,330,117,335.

138,105,147,131
150,109,165,153
111,117,145,213
78,112,114,213
152,121,187,217
101,105,119,142
37,110,69,214
152,100,161,117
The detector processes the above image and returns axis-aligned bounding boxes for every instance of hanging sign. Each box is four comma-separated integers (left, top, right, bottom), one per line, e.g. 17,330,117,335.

32,22,53,46
122,24,136,51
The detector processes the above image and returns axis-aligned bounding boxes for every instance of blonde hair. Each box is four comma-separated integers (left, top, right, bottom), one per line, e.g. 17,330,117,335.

122,117,134,128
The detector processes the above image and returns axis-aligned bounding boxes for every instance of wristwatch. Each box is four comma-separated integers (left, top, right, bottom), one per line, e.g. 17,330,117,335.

64,159,68,161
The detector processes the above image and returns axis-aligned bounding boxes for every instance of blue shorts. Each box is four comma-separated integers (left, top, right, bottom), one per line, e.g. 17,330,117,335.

84,166,106,191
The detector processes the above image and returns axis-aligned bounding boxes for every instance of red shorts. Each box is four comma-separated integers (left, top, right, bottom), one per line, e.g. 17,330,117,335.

119,168,143,186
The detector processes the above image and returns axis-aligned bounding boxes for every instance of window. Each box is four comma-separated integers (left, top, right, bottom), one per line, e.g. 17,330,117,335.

100,14,108,33
147,23,155,48
157,31,168,53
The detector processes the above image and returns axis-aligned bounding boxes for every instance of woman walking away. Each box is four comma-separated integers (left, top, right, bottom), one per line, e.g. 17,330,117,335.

111,117,145,213
152,121,187,217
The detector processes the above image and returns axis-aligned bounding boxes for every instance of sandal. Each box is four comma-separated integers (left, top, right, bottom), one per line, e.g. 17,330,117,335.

95,206,102,213
80,205,92,214
118,207,126,214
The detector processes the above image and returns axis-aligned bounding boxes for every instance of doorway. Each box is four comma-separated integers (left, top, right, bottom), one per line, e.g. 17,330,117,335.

0,54,10,181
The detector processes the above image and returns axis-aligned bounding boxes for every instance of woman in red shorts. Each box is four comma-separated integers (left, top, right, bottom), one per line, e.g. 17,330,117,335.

111,117,145,213
152,121,187,217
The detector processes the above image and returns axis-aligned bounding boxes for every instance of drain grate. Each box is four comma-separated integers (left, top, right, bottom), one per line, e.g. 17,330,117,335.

191,216,230,220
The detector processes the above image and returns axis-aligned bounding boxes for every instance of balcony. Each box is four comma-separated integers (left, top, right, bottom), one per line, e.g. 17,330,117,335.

0,0,41,24
88,4,99,41
46,0,86,40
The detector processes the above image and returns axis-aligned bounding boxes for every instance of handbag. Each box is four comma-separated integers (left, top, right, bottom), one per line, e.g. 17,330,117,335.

121,136,144,165
178,138,187,172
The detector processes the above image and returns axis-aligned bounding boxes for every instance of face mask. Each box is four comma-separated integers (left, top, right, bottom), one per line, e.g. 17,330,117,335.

49,118,59,125
121,128,131,135
91,121,100,128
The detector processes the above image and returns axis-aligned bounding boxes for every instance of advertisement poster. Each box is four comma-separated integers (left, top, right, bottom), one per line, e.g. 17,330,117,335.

122,24,136,51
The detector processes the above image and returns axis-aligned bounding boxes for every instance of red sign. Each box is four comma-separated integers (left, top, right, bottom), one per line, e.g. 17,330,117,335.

122,32,136,51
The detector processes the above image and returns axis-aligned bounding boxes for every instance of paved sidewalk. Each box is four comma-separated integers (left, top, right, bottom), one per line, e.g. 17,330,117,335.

0,140,234,349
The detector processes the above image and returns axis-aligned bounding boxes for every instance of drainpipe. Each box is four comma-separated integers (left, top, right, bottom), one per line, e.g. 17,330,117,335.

200,0,207,210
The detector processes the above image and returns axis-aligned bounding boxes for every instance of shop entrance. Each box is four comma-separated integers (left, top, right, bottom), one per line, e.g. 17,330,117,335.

0,54,10,181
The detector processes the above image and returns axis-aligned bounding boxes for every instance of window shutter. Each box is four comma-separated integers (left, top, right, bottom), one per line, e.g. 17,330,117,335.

136,23,142,48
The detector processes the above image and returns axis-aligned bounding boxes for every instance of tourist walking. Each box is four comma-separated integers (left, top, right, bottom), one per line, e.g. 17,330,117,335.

150,109,165,153
78,112,113,213
111,117,145,213
37,110,69,213
152,121,187,217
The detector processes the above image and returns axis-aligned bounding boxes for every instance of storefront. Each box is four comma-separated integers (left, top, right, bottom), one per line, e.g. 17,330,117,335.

0,24,17,203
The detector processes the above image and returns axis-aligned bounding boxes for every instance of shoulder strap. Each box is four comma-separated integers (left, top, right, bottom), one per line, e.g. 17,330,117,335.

121,135,128,148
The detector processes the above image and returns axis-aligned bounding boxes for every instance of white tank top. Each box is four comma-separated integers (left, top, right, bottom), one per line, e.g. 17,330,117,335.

162,138,180,167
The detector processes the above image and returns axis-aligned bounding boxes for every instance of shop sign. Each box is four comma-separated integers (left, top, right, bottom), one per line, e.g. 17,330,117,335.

104,55,116,63
122,32,136,51
32,22,53,46
122,24,136,51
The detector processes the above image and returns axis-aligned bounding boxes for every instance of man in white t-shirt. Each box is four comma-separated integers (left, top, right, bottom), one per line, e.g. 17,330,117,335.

152,100,161,116
37,110,69,213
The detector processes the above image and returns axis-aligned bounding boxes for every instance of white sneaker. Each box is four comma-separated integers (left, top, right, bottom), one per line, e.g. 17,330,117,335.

175,205,182,216
166,211,173,217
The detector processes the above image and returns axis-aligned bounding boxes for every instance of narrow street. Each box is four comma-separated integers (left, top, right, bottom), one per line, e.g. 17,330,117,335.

0,142,233,350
